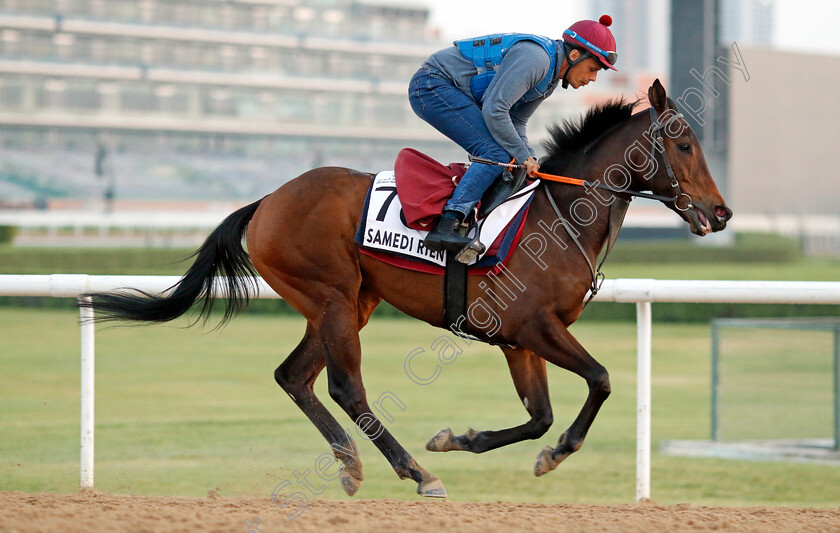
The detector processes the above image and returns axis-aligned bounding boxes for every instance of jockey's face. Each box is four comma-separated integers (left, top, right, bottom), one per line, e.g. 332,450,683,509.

566,53,602,89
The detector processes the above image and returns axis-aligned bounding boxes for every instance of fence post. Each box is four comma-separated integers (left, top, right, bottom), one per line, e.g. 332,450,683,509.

834,326,839,451
636,301,652,502
711,321,721,442
79,296,95,489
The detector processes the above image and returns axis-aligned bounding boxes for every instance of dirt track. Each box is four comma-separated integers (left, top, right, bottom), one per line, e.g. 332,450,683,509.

2,491,839,532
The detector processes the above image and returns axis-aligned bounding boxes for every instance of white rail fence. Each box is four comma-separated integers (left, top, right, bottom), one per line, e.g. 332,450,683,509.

4,275,840,502
0,211,230,247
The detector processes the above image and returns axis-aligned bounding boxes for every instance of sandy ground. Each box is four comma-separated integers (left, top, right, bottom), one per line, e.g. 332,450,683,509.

1,491,839,533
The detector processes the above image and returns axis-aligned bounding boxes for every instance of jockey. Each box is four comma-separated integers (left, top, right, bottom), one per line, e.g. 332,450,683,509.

409,15,618,253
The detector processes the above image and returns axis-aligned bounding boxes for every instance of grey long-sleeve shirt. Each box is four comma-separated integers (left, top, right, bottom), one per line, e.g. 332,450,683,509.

422,39,561,164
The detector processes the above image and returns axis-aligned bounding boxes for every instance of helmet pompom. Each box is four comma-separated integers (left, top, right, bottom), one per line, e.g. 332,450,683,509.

599,14,613,26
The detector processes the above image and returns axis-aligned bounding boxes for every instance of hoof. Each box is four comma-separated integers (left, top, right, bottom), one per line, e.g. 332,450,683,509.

339,467,363,496
426,428,455,452
534,432,578,477
534,445,557,477
417,476,447,498
335,452,363,497
533,445,570,477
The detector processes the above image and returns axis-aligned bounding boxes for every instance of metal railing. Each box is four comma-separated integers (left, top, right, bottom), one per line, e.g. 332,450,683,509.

710,317,840,450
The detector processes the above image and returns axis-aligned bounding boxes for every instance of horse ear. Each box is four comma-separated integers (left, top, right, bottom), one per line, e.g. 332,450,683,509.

648,78,667,113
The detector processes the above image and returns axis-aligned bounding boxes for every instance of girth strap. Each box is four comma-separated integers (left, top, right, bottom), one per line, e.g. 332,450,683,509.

444,254,468,332
442,251,516,348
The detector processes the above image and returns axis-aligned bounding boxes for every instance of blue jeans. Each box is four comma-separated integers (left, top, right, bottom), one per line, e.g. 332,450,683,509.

408,67,509,216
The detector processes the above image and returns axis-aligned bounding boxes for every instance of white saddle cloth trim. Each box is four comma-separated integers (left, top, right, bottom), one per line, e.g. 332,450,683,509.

361,171,538,267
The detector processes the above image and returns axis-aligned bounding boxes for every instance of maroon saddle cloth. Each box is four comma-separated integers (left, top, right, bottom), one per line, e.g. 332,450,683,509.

394,148,468,231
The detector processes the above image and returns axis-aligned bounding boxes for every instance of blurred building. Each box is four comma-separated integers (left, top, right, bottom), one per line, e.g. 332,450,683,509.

729,46,840,217
720,0,774,47
0,0,689,208
670,0,729,203
668,0,840,253
0,0,457,204
589,0,669,74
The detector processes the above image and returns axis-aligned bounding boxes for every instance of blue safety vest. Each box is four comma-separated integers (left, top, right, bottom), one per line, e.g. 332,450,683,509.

454,33,559,103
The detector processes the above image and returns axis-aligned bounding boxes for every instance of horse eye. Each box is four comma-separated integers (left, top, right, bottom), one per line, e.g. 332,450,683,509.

677,143,691,153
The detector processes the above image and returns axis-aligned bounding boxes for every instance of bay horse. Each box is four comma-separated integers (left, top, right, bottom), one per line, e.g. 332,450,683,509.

82,80,732,498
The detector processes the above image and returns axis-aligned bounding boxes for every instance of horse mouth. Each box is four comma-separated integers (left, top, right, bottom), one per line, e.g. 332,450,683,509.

687,205,731,236
692,208,713,236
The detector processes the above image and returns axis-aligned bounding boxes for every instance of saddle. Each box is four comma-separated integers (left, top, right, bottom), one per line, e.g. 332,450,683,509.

394,148,529,230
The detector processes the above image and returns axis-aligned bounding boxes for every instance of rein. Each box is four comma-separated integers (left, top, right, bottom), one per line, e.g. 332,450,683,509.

532,170,673,203
470,106,693,209
470,157,665,202
469,104,695,308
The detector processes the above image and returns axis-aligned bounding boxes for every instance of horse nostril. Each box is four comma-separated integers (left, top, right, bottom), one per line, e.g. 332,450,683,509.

714,205,732,221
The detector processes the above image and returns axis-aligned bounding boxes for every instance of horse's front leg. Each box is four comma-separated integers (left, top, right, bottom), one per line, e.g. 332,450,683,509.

426,346,554,453
517,313,611,476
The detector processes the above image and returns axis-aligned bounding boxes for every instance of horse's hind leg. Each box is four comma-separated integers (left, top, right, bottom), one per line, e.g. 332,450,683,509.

316,298,446,497
274,323,364,496
274,287,382,496
426,346,554,453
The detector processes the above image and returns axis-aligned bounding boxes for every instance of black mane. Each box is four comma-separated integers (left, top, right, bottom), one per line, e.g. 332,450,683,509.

540,99,639,172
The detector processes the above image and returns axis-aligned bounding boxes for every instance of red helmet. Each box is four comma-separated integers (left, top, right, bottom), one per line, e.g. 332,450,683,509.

563,15,618,71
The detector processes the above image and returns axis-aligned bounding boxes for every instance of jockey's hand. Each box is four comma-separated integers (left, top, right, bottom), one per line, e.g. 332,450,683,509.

523,157,540,177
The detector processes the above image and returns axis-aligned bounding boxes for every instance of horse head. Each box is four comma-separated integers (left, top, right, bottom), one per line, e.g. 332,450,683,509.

645,79,733,236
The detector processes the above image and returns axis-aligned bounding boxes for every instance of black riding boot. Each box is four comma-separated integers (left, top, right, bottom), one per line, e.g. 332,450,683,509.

423,210,473,252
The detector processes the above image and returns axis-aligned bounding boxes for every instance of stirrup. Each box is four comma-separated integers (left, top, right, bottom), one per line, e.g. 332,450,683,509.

454,238,485,264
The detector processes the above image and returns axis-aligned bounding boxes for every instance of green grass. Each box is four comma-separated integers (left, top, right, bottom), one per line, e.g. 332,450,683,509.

609,233,802,264
2,309,839,507
0,245,196,275
606,258,840,282
715,328,835,441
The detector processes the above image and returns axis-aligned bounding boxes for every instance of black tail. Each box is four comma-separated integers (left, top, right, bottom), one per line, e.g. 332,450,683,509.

80,199,263,326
